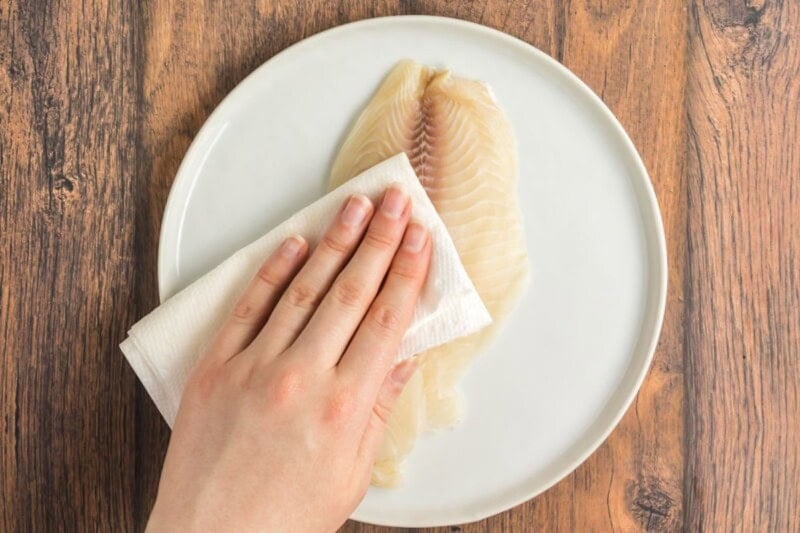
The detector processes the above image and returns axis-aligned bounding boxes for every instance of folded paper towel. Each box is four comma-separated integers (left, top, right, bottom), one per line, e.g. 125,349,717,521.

121,153,492,426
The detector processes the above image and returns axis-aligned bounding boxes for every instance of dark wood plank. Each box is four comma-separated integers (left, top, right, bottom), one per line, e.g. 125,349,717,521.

684,0,800,530
0,0,142,530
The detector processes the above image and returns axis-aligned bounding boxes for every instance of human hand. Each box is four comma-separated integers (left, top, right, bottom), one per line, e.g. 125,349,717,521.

147,186,431,532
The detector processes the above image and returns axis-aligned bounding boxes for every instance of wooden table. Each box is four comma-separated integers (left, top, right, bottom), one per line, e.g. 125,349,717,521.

2,1,798,530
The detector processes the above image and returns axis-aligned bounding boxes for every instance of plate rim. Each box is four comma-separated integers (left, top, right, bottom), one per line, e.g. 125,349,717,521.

157,14,668,527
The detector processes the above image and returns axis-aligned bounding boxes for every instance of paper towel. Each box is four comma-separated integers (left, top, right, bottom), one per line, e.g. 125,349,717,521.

121,153,491,426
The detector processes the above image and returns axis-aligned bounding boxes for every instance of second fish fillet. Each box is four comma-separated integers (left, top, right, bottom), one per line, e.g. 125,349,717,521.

330,60,530,486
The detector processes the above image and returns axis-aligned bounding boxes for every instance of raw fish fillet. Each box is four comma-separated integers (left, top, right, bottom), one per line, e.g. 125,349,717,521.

330,60,529,486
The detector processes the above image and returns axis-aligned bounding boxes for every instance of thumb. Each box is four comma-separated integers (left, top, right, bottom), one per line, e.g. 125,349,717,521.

357,358,419,468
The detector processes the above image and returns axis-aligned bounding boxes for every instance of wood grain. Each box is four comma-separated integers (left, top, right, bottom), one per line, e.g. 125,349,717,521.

684,0,800,530
1,0,141,530
1,0,798,531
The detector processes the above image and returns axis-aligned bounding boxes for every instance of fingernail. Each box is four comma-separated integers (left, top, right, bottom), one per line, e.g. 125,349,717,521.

391,358,418,385
402,222,427,253
280,235,304,258
381,186,407,220
341,195,371,227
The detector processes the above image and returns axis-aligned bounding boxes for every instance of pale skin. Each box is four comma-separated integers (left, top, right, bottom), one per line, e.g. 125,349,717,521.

147,186,432,532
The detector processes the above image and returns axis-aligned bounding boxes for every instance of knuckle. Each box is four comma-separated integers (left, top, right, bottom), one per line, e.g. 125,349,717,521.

363,228,396,251
269,366,305,405
231,300,258,324
369,302,402,334
389,259,421,282
255,261,282,288
186,364,221,402
372,401,392,426
321,232,352,255
323,388,358,426
284,282,319,309
331,278,367,309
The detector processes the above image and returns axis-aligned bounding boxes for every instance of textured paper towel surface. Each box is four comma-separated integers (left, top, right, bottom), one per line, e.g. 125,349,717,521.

121,153,491,426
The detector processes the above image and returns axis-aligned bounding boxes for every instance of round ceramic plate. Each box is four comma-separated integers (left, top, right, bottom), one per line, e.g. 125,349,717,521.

158,16,667,527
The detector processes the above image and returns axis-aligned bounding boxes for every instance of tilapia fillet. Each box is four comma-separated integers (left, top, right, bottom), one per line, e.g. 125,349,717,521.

330,60,529,486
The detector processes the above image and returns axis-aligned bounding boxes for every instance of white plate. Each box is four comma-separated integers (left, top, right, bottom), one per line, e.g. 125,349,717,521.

158,16,667,528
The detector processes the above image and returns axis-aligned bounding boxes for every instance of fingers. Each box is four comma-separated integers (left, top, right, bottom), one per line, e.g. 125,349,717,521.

338,222,431,389
249,194,374,357
207,235,308,363
356,359,418,469
295,187,411,367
